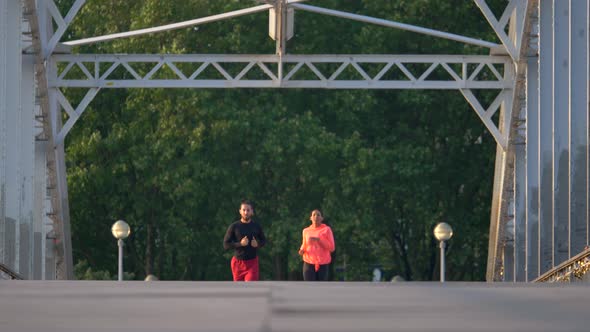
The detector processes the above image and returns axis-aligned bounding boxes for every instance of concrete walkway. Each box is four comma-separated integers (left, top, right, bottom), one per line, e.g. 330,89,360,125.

1,281,589,331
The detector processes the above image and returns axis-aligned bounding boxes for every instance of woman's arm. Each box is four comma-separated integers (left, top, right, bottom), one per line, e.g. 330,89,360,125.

298,229,307,255
318,227,335,252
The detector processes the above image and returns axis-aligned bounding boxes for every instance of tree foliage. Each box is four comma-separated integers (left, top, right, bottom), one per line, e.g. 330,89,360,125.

61,0,503,281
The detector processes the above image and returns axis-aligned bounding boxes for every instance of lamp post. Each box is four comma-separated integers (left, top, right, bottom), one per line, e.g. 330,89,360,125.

144,274,158,281
111,220,131,281
433,222,453,283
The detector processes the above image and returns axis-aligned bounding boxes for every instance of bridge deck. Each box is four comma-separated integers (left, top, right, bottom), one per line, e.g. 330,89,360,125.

0,281,588,332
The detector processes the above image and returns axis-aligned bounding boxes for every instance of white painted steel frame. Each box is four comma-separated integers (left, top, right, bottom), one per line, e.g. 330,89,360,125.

21,0,74,280
63,3,272,47
2,0,23,276
569,0,589,258
51,0,516,152
19,54,36,279
63,2,499,50
525,8,540,282
61,1,308,47
474,0,526,61
538,0,554,277
0,0,40,280
510,0,527,282
50,54,513,149
26,0,590,281
43,0,85,58
553,0,570,266
485,0,533,281
0,0,11,269
496,0,590,283
50,0,517,281
51,54,511,90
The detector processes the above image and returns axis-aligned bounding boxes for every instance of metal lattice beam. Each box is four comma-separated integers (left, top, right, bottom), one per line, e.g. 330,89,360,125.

50,53,513,148
51,54,512,89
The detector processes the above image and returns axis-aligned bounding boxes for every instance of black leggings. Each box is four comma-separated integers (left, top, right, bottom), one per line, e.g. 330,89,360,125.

303,262,329,281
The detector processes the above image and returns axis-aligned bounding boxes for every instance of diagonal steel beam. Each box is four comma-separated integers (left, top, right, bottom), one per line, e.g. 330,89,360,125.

291,3,500,49
62,4,273,46
460,89,509,149
44,0,85,58
54,88,100,146
474,0,524,61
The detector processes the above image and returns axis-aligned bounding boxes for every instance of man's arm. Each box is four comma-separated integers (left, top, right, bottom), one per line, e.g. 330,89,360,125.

223,224,241,250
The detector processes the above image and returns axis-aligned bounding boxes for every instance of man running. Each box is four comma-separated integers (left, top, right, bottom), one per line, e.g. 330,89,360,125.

223,200,266,281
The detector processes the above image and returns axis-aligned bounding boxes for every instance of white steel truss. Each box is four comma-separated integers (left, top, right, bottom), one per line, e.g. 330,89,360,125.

51,54,513,148
6,0,533,280
474,0,527,62
52,54,511,90
48,0,517,150
41,0,86,59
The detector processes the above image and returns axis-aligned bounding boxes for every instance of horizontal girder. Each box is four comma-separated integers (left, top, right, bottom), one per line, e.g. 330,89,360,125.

51,54,512,90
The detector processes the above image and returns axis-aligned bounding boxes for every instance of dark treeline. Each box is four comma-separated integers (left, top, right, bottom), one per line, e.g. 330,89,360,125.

61,0,503,281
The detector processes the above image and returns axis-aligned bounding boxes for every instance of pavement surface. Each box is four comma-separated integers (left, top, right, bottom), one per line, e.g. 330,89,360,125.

1,281,589,331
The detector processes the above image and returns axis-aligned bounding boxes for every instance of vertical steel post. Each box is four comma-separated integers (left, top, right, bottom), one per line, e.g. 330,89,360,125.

117,239,123,281
440,241,446,283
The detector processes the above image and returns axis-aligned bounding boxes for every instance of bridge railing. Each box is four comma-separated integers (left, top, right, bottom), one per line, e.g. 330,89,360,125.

0,263,24,280
533,248,590,283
